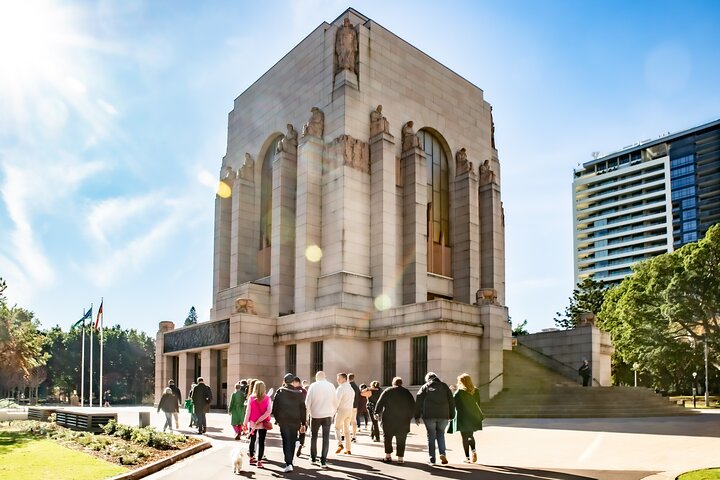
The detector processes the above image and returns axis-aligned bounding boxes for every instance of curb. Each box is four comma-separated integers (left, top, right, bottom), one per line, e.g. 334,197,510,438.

107,441,212,480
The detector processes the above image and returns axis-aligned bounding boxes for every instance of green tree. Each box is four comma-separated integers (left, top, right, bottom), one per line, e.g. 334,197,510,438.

0,281,48,381
184,306,198,326
554,277,610,329
512,319,529,336
599,225,720,392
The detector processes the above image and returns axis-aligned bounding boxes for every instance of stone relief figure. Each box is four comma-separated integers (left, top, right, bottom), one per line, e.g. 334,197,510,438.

480,159,497,185
234,298,257,315
276,123,298,153
455,148,473,175
221,165,237,183
370,105,390,137
302,107,324,139
476,288,498,305
239,153,254,180
338,135,369,173
335,17,357,74
401,121,420,152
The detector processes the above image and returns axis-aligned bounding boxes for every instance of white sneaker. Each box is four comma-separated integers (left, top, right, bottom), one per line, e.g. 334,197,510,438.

283,465,293,473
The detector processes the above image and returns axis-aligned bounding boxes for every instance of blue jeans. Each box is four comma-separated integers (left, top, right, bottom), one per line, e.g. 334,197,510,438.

279,424,299,466
423,418,448,461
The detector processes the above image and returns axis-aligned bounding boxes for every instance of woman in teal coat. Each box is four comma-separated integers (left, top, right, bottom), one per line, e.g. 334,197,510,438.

448,373,483,463
228,381,247,440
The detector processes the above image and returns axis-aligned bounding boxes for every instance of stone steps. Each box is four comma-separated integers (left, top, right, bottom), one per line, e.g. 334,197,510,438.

482,349,694,418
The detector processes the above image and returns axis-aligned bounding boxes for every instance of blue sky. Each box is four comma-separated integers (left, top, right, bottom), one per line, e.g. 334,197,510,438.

1,0,719,335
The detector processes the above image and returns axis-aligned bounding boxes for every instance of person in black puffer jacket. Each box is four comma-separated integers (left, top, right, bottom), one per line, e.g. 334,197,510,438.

414,372,455,465
272,373,307,473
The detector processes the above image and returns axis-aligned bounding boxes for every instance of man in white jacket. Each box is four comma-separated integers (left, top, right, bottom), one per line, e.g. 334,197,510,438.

334,372,355,455
305,371,338,468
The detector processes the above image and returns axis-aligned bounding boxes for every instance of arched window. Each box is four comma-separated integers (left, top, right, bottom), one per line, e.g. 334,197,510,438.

258,137,280,277
418,130,451,276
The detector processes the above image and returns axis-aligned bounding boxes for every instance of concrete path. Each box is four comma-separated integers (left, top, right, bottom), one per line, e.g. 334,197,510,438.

101,407,718,480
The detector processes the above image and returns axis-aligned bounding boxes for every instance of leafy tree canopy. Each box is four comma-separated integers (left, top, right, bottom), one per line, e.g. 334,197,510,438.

554,277,610,330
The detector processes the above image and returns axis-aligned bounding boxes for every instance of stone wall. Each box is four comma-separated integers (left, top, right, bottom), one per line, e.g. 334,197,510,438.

517,325,614,386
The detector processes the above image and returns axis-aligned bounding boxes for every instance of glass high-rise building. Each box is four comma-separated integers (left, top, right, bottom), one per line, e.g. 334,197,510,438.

573,118,720,285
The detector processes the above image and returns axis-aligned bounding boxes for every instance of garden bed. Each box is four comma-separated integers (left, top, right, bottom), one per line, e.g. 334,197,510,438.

3,418,203,468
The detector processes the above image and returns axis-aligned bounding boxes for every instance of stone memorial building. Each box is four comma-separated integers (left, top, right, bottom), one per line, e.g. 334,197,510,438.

155,8,510,407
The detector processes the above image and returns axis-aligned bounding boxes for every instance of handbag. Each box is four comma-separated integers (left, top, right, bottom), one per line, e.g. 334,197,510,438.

262,420,273,430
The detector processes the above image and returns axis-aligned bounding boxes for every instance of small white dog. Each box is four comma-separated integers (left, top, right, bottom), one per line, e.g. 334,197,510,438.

230,447,245,474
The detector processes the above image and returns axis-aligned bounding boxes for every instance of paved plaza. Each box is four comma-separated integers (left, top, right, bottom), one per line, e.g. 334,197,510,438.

121,408,720,480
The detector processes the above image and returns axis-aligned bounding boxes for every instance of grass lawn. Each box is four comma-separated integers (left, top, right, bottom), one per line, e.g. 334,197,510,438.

0,430,126,480
678,468,720,480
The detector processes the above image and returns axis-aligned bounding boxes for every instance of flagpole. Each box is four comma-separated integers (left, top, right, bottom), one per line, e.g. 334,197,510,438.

99,298,104,407
89,303,94,407
80,309,86,408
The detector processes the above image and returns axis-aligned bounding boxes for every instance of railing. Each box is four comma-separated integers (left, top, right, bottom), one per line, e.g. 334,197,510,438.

515,342,603,387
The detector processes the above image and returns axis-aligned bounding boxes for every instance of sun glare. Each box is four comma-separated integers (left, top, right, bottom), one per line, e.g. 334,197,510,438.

0,1,89,128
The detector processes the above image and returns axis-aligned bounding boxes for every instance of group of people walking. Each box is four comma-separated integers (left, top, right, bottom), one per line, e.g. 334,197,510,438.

159,370,483,471
220,370,484,472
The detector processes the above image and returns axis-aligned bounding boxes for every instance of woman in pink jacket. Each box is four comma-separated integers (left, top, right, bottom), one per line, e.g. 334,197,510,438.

244,380,272,468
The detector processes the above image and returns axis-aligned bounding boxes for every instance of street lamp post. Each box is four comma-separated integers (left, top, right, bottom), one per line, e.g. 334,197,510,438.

692,372,697,409
633,362,639,387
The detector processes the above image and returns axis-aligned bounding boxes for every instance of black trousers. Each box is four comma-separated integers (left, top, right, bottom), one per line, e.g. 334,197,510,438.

460,431,476,457
383,431,408,457
368,406,380,441
248,428,267,459
310,417,332,463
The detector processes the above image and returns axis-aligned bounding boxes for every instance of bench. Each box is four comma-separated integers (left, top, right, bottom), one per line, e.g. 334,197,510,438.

28,407,57,421
55,410,117,432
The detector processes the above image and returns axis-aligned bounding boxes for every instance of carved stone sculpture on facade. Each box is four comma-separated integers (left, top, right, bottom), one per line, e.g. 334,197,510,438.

235,298,257,315
370,105,390,138
455,148,473,175
480,159,497,185
476,288,499,305
338,135,369,173
401,121,420,152
239,153,254,181
302,107,324,139
335,17,358,74
276,123,298,153
221,165,237,184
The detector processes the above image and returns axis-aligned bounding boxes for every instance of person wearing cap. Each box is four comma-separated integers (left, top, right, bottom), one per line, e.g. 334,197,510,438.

272,373,307,473
414,371,455,465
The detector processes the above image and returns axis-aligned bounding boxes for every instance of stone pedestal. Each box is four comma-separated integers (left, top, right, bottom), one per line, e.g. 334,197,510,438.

477,304,509,401
155,321,175,403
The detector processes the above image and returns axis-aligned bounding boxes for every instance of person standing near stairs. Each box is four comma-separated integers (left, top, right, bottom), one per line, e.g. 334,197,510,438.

579,359,591,387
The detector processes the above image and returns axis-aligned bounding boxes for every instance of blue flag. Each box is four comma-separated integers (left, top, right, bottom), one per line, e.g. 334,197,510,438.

72,307,93,329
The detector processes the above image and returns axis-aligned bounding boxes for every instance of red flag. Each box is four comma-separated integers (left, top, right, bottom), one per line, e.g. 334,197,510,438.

94,300,103,329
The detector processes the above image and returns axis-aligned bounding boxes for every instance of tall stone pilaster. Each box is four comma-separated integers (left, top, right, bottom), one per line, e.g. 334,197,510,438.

453,165,480,304
230,158,256,287
370,131,399,309
401,145,427,305
155,321,174,403
479,160,505,304
212,194,232,317
271,148,297,317
294,136,324,313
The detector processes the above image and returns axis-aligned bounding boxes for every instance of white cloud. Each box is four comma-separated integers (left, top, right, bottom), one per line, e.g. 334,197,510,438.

87,194,160,246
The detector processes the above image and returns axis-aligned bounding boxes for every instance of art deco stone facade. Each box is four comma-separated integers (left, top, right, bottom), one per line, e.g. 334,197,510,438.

156,8,510,406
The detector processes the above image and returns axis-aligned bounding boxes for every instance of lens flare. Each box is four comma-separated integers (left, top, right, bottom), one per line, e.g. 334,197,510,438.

305,245,323,262
374,294,392,311
217,180,232,198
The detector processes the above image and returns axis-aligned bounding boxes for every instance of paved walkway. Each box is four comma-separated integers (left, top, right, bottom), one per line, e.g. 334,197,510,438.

108,408,720,480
